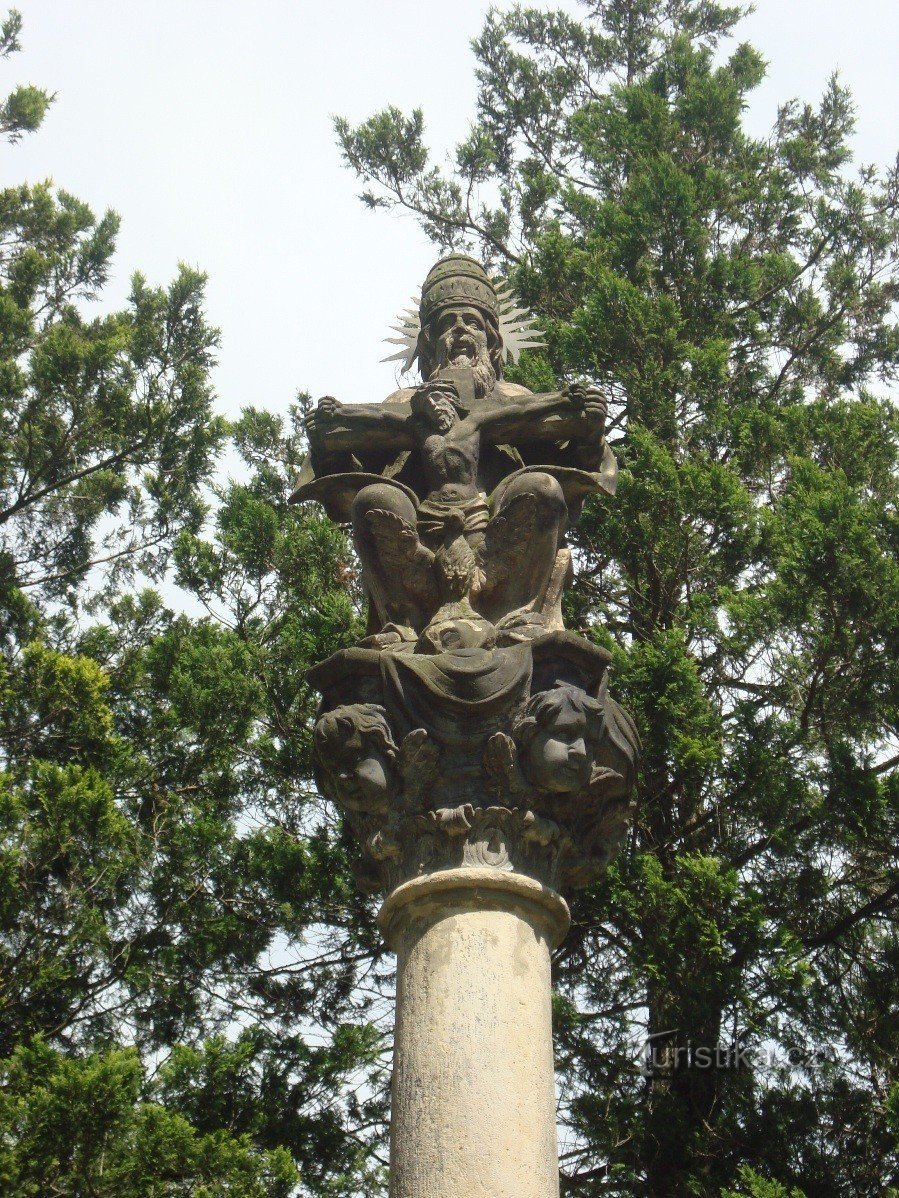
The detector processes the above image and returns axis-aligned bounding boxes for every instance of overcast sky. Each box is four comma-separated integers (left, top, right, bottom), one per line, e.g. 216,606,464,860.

4,0,899,426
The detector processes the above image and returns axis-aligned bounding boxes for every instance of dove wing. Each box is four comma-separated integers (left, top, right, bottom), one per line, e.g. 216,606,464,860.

364,508,440,610
476,491,539,591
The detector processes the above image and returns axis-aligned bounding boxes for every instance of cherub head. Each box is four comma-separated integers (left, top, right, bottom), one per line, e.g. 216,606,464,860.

514,685,606,795
313,703,398,813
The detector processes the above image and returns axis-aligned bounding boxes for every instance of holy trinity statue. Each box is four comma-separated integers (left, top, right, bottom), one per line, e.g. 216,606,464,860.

293,254,639,894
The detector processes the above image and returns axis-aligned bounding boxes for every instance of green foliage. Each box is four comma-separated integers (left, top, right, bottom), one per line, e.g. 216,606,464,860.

0,176,224,605
338,1,899,1193
0,1039,299,1197
0,9,50,142
721,1166,806,1198
0,393,382,1193
0,105,225,599
0,18,383,1198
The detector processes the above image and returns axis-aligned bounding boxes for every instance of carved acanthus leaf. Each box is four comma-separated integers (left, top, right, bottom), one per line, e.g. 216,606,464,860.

429,804,476,836
519,808,560,847
368,824,403,861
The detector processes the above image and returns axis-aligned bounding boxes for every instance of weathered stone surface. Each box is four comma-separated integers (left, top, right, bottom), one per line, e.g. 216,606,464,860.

298,254,640,897
292,254,616,642
381,868,568,1198
309,630,638,893
294,254,642,1198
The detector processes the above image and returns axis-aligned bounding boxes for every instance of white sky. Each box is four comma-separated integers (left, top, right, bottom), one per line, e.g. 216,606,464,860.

3,0,899,427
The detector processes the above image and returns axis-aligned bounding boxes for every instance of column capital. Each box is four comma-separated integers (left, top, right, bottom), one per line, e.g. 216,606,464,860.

309,631,641,901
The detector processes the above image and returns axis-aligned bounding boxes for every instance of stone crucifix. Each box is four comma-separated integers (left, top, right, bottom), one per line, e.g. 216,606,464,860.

292,254,640,1198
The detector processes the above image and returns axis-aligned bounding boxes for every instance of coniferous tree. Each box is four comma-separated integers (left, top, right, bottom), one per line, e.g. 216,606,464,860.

6,4,899,1196
0,17,385,1196
335,3,899,1194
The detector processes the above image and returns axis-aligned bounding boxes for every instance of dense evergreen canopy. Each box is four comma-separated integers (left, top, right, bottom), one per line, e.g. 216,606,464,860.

0,11,382,1195
336,3,899,1194
1,3,898,1196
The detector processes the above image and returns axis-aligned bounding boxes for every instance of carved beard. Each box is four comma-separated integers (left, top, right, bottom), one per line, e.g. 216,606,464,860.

432,327,497,398
429,399,458,433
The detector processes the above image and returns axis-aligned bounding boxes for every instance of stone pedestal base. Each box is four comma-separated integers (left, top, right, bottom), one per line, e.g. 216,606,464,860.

379,868,570,1198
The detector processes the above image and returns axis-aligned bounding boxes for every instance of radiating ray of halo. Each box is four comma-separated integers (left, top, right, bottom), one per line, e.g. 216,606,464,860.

383,278,546,370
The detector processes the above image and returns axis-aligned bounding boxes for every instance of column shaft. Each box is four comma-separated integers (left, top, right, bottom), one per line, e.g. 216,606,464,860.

380,868,569,1198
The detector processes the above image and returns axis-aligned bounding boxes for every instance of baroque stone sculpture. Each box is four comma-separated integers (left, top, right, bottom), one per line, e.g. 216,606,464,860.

294,253,640,898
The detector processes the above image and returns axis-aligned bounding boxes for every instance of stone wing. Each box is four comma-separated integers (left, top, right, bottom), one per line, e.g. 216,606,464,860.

397,728,441,809
364,508,440,611
475,491,538,593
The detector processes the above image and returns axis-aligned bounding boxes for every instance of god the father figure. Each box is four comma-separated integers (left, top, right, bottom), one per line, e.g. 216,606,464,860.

291,254,617,646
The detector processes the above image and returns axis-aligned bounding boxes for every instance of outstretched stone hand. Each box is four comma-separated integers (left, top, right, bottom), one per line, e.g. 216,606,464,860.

564,382,608,433
304,395,344,444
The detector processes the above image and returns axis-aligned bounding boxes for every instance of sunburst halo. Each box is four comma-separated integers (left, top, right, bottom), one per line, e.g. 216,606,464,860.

381,278,546,374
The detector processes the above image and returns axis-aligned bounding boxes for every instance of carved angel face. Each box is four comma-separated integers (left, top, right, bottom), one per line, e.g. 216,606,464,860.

515,686,605,796
527,707,594,793
330,727,393,811
313,704,397,814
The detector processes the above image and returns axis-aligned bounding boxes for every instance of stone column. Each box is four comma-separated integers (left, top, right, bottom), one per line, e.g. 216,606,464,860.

379,867,570,1198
